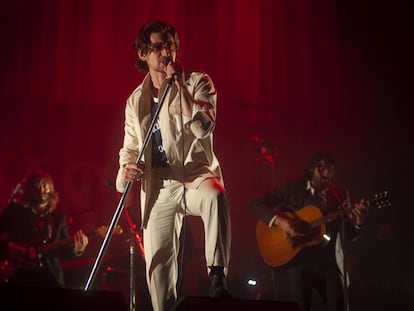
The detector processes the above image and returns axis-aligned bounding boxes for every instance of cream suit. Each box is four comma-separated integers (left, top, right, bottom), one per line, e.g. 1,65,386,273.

116,71,231,311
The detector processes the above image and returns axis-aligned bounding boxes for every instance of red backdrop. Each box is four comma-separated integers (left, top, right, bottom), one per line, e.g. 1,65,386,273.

0,0,412,308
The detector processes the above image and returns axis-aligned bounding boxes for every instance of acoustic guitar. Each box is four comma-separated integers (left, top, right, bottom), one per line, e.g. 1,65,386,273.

0,225,123,284
256,191,391,267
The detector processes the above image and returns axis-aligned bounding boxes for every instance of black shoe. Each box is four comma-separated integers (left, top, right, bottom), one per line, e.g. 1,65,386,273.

209,273,232,299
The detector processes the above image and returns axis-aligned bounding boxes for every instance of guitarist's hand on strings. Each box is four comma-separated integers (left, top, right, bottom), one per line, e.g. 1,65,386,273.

273,215,310,240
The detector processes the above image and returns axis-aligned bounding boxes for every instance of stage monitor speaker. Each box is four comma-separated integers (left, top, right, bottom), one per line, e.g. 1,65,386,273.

0,285,128,311
171,296,301,311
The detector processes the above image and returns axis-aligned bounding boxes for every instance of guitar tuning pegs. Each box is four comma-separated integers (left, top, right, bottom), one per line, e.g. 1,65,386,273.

371,190,391,209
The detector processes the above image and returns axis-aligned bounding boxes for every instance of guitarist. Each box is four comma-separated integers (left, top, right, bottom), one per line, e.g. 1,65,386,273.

248,150,368,311
0,170,88,288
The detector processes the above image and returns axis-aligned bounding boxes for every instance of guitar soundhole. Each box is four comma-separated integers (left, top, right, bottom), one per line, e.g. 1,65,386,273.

291,227,321,249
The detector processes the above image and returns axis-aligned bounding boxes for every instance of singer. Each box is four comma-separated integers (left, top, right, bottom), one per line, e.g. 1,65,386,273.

115,21,231,311
247,149,368,311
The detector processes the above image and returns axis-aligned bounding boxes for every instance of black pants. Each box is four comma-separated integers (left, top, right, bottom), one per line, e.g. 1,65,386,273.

272,264,344,311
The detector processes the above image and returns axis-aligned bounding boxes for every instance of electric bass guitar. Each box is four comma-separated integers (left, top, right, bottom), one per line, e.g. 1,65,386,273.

256,191,391,267
0,225,123,284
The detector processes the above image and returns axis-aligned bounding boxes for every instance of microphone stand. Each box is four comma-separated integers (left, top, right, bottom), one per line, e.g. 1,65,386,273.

124,207,145,311
84,78,174,291
322,174,354,311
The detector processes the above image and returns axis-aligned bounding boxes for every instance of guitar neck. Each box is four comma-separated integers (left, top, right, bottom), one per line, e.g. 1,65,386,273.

36,238,72,253
309,191,391,228
34,225,123,254
35,230,96,253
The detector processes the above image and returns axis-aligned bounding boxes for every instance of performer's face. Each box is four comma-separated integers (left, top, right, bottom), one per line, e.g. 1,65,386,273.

311,159,334,191
139,32,177,74
32,179,52,208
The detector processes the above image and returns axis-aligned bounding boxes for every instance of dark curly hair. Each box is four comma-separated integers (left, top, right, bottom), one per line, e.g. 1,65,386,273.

133,20,180,72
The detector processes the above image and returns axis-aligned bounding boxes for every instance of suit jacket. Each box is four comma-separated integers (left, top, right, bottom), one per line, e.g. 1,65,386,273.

116,71,224,228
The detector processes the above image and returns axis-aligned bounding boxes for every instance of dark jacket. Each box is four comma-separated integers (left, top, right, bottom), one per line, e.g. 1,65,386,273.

0,202,78,287
249,177,360,270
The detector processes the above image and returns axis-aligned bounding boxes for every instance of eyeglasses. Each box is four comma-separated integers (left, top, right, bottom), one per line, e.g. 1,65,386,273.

148,41,177,53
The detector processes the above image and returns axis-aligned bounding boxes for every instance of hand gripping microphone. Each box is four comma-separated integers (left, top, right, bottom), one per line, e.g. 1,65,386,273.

162,56,171,66
162,56,182,80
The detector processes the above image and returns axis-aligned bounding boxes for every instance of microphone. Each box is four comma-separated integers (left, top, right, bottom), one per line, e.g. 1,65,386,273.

162,56,182,80
162,56,171,66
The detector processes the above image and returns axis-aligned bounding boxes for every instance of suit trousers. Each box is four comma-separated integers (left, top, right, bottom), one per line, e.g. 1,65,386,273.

143,177,231,311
